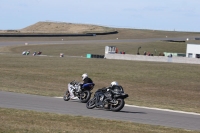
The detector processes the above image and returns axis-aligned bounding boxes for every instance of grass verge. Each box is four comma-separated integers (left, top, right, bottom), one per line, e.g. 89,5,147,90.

0,41,200,113
0,108,199,133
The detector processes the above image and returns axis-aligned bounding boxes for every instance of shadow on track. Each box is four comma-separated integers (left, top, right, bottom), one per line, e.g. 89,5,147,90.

90,108,147,114
120,110,147,114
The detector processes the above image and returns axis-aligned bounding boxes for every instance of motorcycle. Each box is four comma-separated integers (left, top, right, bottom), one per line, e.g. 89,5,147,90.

86,85,128,112
63,80,95,103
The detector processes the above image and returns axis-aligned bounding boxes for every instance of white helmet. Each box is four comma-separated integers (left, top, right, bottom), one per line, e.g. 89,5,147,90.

111,81,118,87
82,73,88,80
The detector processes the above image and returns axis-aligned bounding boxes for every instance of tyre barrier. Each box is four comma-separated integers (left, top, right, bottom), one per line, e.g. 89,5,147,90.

87,54,104,59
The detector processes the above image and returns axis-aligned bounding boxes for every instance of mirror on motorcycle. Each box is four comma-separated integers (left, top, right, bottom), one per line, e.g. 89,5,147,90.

70,80,75,85
72,80,79,85
69,80,82,86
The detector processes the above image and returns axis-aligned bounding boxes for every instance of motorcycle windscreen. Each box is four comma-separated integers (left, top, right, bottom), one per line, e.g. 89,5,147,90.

111,85,124,93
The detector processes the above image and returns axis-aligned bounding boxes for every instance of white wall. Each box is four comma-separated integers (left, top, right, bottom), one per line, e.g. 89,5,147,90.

105,54,200,64
105,46,116,54
186,44,200,58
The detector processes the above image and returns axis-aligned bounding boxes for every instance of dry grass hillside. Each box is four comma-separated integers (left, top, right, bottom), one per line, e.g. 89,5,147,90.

19,21,116,33
0,21,200,41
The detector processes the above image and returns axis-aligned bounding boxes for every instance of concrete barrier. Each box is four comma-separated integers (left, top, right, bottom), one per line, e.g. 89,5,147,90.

105,54,200,64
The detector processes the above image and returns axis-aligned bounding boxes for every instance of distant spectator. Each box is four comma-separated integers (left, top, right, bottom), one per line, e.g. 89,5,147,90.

168,54,173,57
115,47,118,53
159,52,165,56
26,50,30,55
37,51,42,55
60,53,64,57
144,51,146,55
22,51,26,55
33,51,37,56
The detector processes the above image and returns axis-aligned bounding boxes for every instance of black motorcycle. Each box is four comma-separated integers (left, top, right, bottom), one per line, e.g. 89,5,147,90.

63,80,95,103
86,85,128,112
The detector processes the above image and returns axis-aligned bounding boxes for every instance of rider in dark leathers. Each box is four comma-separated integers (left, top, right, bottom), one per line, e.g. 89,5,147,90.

83,75,93,84
95,81,119,106
80,73,93,90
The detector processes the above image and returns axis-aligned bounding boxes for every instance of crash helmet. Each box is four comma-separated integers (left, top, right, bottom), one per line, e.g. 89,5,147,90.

82,73,88,80
111,81,118,87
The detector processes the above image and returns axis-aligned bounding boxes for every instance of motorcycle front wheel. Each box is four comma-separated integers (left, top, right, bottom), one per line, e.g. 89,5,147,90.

86,97,96,109
80,90,91,103
63,91,70,101
110,98,125,112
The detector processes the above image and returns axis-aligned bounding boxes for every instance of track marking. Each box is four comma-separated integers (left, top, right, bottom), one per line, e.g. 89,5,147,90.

55,97,200,116
125,104,200,116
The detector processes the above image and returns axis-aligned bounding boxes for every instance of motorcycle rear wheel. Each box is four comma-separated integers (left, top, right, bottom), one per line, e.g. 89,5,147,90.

110,98,125,112
86,97,96,109
63,91,70,101
80,90,91,103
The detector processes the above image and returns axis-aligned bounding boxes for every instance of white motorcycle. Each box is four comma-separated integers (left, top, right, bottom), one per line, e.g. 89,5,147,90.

63,80,95,103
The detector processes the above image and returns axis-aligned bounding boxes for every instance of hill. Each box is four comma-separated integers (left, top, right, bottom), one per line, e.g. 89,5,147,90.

0,21,200,40
20,21,116,34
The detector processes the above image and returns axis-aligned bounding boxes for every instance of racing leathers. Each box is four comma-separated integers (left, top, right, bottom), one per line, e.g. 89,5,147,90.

80,77,93,91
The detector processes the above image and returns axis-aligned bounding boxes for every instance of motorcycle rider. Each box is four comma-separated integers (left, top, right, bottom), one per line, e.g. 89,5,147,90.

68,73,93,100
79,73,93,92
33,51,37,56
82,73,93,84
102,81,119,91
110,81,118,88
96,81,119,106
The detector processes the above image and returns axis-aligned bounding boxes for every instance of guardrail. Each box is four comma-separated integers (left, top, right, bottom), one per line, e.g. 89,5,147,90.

0,33,95,37
0,31,118,37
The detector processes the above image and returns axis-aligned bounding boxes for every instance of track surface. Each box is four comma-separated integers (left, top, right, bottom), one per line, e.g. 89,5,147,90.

0,91,200,131
1,37,200,131
0,37,191,46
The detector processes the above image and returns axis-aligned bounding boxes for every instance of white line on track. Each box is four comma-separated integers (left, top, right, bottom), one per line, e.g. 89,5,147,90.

55,96,200,116
125,104,200,116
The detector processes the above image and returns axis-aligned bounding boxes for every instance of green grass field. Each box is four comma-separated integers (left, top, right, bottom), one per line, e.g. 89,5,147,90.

1,28,200,132
2,108,199,133
0,40,200,113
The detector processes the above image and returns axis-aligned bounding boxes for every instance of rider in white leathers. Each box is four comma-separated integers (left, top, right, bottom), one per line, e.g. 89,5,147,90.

68,82,79,100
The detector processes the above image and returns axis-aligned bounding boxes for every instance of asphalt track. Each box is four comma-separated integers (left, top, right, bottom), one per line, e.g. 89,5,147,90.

0,37,191,47
1,37,200,131
0,91,200,131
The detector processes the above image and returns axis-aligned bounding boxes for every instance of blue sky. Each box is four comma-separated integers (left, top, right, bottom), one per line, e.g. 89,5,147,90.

1,0,200,32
